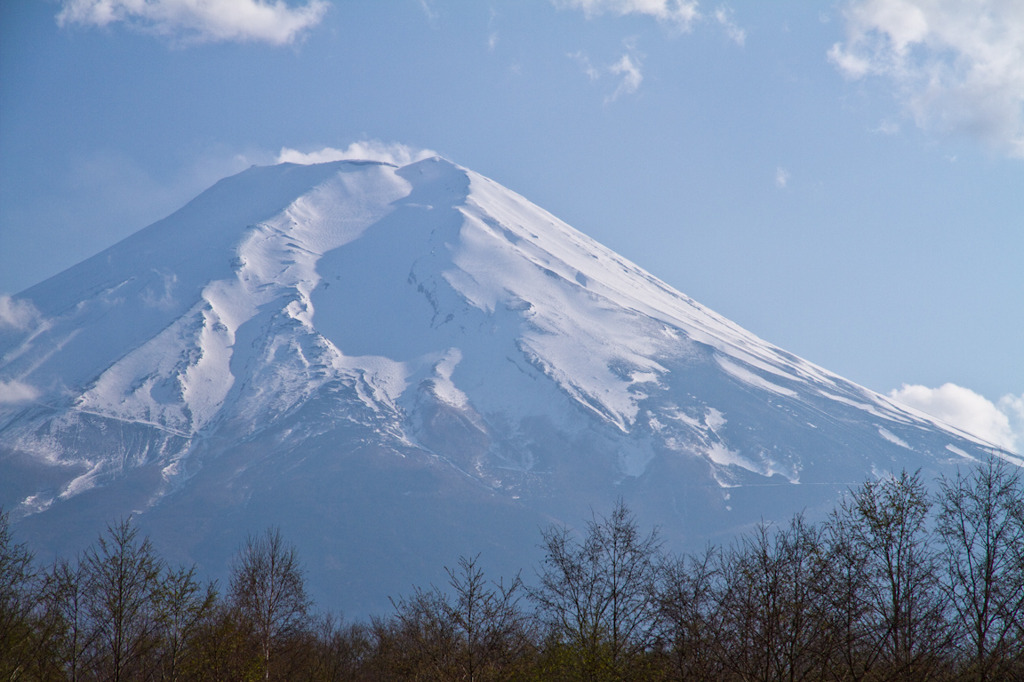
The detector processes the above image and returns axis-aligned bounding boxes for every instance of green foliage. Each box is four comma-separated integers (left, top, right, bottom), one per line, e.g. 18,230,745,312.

179,604,265,682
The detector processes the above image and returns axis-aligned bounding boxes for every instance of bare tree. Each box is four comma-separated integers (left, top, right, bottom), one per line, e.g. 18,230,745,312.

820,505,883,681
83,517,165,682
837,470,950,680
375,583,459,679
938,458,1024,681
154,564,218,681
229,527,311,680
531,499,662,680
0,508,37,679
382,554,533,681
38,557,95,682
655,546,726,681
713,514,832,682
300,613,373,682
446,555,533,680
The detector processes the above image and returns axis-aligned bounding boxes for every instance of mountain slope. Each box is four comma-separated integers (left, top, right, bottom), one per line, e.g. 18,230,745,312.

1,156,1017,616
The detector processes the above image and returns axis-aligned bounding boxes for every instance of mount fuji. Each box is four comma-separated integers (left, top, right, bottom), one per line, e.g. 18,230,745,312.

1,156,1017,616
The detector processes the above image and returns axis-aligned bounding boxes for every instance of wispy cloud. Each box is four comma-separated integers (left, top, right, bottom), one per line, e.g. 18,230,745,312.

57,0,328,46
571,46,645,102
554,0,700,31
890,383,1024,454
871,120,901,136
417,0,439,27
829,0,1024,158
487,6,499,51
73,147,260,230
570,51,602,81
714,6,745,46
276,141,439,167
607,53,644,101
0,295,46,403
557,1,745,102
775,167,790,188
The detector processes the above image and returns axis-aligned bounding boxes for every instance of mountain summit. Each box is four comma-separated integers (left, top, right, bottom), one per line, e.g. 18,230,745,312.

1,156,1016,615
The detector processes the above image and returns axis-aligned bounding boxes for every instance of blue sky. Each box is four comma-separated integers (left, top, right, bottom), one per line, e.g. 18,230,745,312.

1,0,1022,450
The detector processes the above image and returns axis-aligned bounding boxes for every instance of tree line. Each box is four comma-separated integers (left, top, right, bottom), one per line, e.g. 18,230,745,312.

2,458,1023,681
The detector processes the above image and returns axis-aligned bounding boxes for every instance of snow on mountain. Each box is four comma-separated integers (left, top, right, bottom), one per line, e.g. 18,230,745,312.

1,156,1018,616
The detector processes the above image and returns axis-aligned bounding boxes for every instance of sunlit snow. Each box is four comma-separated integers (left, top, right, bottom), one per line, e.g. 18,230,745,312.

1,154,1019,520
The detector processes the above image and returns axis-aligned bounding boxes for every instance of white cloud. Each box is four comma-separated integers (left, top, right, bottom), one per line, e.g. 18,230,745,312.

714,6,745,46
57,0,328,46
0,295,43,331
554,0,700,31
276,141,439,167
607,53,644,101
889,383,1023,453
829,0,1024,157
998,394,1024,450
775,166,790,188
0,380,40,405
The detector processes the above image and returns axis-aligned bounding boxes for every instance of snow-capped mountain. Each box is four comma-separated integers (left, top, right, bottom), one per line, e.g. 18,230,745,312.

1,156,1017,616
